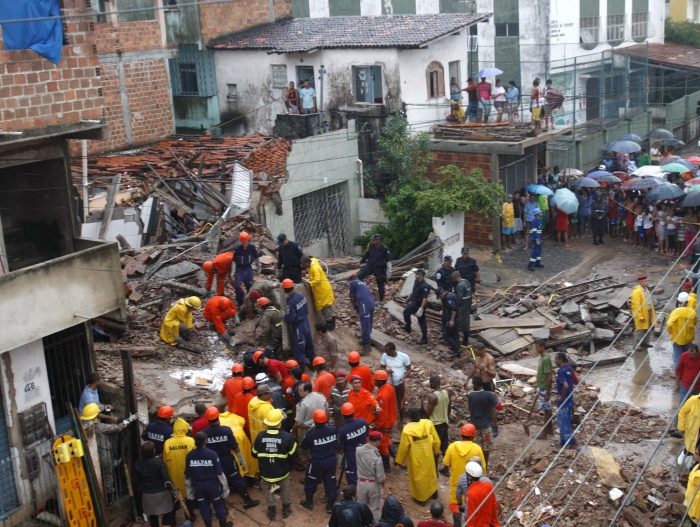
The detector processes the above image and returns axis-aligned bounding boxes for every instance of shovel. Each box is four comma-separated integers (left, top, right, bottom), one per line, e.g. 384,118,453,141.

166,482,193,527
505,397,538,436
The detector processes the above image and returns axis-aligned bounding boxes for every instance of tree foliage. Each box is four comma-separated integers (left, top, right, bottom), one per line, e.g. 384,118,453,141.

665,18,700,48
376,109,432,189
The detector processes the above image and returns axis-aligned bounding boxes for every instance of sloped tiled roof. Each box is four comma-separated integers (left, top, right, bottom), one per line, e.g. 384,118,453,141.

207,14,491,53
622,42,700,71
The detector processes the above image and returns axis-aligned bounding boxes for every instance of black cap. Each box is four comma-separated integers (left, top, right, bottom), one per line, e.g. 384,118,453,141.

277,233,287,243
444,255,453,262
461,246,470,254
416,268,426,276
371,233,381,240
436,287,444,295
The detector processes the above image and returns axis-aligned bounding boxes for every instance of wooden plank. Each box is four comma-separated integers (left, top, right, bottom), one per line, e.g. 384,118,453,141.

471,317,546,331
535,307,561,324
480,328,534,355
98,173,121,240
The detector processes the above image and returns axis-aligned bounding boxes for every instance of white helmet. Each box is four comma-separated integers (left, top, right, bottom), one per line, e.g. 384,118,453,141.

255,372,270,384
678,292,690,304
465,461,483,478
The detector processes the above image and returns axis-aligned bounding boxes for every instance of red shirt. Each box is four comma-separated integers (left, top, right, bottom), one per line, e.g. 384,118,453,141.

266,359,289,381
677,352,700,391
466,480,500,527
418,521,453,527
192,416,210,436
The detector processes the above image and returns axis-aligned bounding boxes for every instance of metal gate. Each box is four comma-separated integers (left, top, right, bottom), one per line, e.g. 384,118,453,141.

498,152,535,194
292,182,350,256
0,396,19,517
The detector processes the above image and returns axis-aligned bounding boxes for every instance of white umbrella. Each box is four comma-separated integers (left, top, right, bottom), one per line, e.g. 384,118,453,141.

476,67,503,77
553,188,579,214
632,166,663,177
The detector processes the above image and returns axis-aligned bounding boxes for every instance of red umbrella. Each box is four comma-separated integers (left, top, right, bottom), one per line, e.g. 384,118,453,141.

612,171,631,182
685,177,700,187
686,156,700,165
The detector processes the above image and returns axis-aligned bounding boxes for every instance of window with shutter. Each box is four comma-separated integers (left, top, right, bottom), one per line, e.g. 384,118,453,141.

426,61,445,99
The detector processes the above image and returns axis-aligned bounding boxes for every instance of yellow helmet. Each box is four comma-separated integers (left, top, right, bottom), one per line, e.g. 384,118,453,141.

184,296,202,309
81,403,100,421
263,408,285,427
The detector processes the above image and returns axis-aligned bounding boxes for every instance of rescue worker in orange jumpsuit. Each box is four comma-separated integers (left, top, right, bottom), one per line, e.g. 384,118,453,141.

348,351,375,392
220,364,245,412
203,252,235,296
373,370,397,473
312,357,336,401
233,377,256,437
347,375,381,426
203,295,238,344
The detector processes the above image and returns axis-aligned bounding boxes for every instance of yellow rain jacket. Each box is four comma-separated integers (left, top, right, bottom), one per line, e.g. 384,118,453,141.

630,285,656,331
162,418,194,497
690,292,698,311
686,463,700,523
667,306,698,346
248,397,275,446
679,395,700,454
395,418,440,502
160,299,194,345
308,257,334,311
443,440,487,504
219,411,257,477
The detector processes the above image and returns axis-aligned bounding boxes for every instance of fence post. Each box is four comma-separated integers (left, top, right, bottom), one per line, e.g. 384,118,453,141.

573,57,577,143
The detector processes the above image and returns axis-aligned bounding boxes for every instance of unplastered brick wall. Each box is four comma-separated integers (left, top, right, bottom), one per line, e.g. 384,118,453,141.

199,0,292,42
93,20,164,54
0,0,105,132
428,149,495,247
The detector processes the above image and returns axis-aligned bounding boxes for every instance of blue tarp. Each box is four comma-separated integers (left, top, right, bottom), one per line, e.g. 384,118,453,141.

0,0,63,64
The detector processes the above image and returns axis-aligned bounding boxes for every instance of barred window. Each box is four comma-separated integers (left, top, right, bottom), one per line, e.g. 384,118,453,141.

607,14,625,42
179,62,198,96
580,16,599,46
631,12,649,39
271,65,288,89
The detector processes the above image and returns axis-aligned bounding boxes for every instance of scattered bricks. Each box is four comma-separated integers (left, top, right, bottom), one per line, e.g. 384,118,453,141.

129,291,144,304
533,457,549,472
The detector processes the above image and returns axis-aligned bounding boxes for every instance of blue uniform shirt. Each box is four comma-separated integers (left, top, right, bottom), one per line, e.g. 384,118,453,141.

556,364,575,406
233,244,259,268
78,385,101,414
204,424,239,459
185,447,223,481
409,279,430,307
142,422,173,455
302,425,338,461
338,418,368,454
349,279,376,309
285,292,309,324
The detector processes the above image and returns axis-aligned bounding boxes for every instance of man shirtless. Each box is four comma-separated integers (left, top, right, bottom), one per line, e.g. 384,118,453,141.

467,342,500,437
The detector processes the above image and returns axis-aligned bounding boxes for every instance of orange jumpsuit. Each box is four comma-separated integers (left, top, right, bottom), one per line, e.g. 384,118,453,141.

283,374,310,407
220,376,244,412
232,391,255,437
466,480,500,527
206,252,234,295
374,383,397,456
313,371,336,401
202,296,238,334
349,365,375,392
348,388,378,425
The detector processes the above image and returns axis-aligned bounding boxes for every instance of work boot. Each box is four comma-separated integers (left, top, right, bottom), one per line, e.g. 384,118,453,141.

403,324,411,333
219,520,233,527
326,317,336,330
418,335,428,345
300,495,314,509
241,491,260,509
203,521,213,527
326,499,335,514
360,342,371,356
382,454,392,473
282,503,292,518
267,506,276,521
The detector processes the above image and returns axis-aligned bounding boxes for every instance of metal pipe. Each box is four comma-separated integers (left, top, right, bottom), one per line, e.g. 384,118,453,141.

356,159,364,198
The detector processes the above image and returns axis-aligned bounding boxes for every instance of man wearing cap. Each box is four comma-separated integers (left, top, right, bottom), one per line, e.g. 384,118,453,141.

283,278,316,367
312,356,336,400
302,255,336,329
403,268,431,345
348,375,381,426
338,401,369,486
221,364,245,412
276,233,304,283
232,232,261,307
300,409,338,513
451,271,473,347
160,296,202,346
395,406,440,504
358,233,392,305
348,351,375,392
437,287,461,356
256,373,292,429
315,322,339,371
248,384,275,447
203,296,238,344
349,274,376,355
253,297,283,354
502,194,516,251
455,247,481,293
630,275,656,348
380,342,411,423
202,251,234,296
355,431,386,523
527,207,544,271
667,292,697,368
443,423,486,525
293,381,328,469
373,370,397,472
252,408,297,521
680,280,698,310
331,371,351,427
435,255,455,292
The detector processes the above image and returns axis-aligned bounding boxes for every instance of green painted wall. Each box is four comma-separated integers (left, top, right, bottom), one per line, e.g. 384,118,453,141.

580,0,599,18
292,0,310,18
608,0,625,15
494,36,521,89
383,0,417,14
330,0,361,15
439,0,470,13
494,0,518,23
632,0,649,11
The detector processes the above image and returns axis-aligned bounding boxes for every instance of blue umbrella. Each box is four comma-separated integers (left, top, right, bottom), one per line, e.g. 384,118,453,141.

600,141,617,151
526,184,553,196
476,67,503,77
588,169,612,179
663,138,685,147
621,134,643,142
647,129,674,139
645,183,685,201
571,177,601,188
609,140,641,153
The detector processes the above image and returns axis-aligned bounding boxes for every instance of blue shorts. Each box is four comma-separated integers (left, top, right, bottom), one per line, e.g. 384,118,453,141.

637,226,645,238
609,218,617,225
502,226,516,235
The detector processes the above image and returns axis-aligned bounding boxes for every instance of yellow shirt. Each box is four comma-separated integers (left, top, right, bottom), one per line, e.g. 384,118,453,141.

667,306,697,345
503,202,515,228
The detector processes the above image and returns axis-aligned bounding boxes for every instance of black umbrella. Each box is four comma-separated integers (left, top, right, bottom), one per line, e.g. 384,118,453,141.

646,183,685,201
681,191,700,208
663,138,686,147
647,129,674,139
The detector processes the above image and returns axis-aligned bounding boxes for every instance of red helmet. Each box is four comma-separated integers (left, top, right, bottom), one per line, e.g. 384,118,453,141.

348,351,361,363
282,279,295,289
253,350,264,363
460,423,477,437
341,403,355,416
242,377,256,390
257,297,270,307
285,359,299,369
239,232,251,243
157,406,174,419
205,407,220,421
231,363,244,373
374,370,389,381
312,357,326,367
202,261,213,273
312,409,328,424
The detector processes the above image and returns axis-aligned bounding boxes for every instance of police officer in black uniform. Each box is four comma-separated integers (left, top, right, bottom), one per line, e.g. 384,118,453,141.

337,403,368,486
184,432,231,527
357,234,392,304
328,485,375,527
451,271,473,346
402,268,430,345
435,255,455,292
437,287,461,356
300,409,338,514
277,233,304,283
455,246,480,292
141,405,173,456
202,407,259,510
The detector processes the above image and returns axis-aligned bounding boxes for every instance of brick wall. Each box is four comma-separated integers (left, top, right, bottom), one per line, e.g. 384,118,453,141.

93,20,165,54
199,0,292,42
0,0,105,132
428,149,495,247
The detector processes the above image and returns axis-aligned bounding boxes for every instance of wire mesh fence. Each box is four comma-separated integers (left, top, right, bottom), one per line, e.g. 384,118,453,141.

292,182,351,256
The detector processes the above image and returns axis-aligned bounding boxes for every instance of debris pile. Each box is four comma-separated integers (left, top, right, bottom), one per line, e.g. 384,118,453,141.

432,122,538,142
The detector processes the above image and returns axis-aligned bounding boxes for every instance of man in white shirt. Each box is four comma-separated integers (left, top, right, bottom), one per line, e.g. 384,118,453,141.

380,342,411,423
298,80,317,114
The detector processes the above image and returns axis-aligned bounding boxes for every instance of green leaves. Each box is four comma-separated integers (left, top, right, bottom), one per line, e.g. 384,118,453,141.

665,18,700,48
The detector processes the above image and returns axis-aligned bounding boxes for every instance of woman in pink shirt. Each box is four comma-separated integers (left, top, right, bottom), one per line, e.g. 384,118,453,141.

477,77,492,123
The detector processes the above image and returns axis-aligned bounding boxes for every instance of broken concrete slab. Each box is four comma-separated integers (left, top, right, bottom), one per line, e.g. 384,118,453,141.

592,328,615,341
560,300,580,316
153,260,202,280
531,328,550,340
576,346,627,366
480,269,498,284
